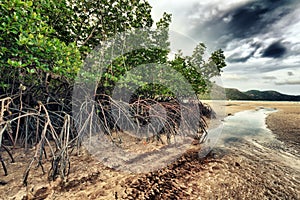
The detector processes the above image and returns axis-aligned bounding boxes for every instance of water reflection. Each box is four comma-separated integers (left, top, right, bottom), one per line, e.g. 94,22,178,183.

198,107,300,181
199,108,278,156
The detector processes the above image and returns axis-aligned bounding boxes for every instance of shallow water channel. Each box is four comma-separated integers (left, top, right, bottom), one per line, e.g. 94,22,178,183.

205,108,278,148
200,107,300,170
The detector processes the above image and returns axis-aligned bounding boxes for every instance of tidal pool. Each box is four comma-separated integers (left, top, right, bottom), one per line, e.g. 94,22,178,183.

201,108,279,150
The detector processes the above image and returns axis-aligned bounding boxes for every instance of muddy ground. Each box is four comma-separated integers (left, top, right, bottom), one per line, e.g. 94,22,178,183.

0,101,299,199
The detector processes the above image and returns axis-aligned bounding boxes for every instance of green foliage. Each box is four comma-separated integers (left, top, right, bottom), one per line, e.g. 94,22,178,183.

0,0,156,103
0,0,81,97
95,13,172,96
37,0,154,56
0,0,226,101
170,43,226,95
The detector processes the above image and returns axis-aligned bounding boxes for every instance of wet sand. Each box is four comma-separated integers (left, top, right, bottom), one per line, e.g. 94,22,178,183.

0,101,299,199
225,101,300,152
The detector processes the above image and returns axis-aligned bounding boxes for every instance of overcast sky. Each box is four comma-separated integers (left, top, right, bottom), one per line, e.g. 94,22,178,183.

148,0,300,95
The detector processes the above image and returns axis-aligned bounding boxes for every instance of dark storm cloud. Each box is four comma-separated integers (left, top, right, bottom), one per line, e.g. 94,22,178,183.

223,0,292,39
189,0,296,48
262,41,287,58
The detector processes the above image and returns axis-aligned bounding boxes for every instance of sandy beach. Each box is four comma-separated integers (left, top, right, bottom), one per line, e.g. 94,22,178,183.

0,101,299,199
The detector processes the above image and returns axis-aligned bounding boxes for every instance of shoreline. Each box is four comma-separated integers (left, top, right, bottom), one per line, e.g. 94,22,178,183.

224,101,300,153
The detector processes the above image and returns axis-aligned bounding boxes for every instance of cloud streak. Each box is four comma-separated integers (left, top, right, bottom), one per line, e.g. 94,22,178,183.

275,80,300,85
262,76,277,80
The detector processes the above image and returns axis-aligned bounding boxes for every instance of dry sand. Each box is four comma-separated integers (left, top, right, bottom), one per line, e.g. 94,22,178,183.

0,101,299,199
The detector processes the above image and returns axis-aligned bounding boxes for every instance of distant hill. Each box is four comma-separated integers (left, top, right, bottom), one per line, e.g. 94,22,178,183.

199,86,300,101
225,88,251,100
226,88,300,101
